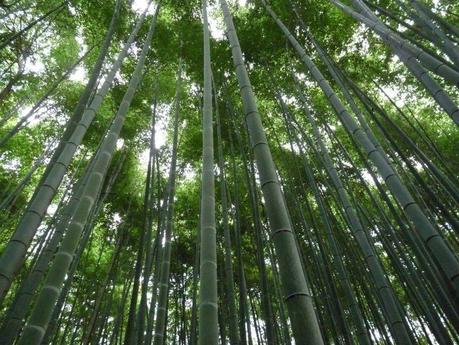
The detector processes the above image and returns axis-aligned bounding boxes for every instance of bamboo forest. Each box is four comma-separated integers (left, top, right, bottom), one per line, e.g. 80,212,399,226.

1,0,459,344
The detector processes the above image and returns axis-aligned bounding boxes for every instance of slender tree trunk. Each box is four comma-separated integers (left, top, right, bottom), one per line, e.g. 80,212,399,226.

266,2,459,316
0,48,93,147
0,0,140,303
0,1,65,50
16,6,159,344
152,54,182,345
219,1,324,343
198,2,218,344
214,78,240,345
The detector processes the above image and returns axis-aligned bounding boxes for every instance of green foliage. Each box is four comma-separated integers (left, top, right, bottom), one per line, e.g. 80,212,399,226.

0,0,458,344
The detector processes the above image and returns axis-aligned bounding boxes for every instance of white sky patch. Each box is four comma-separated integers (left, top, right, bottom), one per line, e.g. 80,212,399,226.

18,105,33,123
155,103,170,149
138,105,169,169
68,5,76,16
208,3,225,40
378,82,409,108
281,141,300,153
23,103,53,127
47,203,58,217
24,56,45,74
29,109,43,127
361,170,376,186
131,0,156,14
76,27,89,54
156,125,167,148
129,44,140,57
69,65,88,83
112,212,122,225
116,138,125,150
115,70,128,84
1,157,21,171
281,94,297,106
338,23,370,59
182,163,196,180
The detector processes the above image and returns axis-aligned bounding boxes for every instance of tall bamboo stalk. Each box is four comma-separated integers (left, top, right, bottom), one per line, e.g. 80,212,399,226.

198,1,218,343
16,5,159,344
219,1,323,343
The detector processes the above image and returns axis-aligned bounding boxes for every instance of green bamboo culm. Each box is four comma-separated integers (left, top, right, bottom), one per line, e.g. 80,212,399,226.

152,55,182,345
331,0,459,125
0,0,146,303
263,0,459,309
214,78,240,345
219,0,324,344
0,48,92,147
0,1,65,51
276,93,371,345
16,4,160,344
198,1,218,344
292,86,409,344
409,0,459,66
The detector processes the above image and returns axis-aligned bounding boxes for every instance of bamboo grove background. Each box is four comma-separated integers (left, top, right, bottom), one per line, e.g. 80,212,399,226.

0,0,458,344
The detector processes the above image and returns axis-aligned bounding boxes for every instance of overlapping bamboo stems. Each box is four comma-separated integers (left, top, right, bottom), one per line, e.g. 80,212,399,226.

322,118,459,333
0,48,93,147
300,24,459,208
268,6,416,341
320,123,456,342
360,95,459,233
274,92,372,344
19,0,122,236
262,109,353,344
0,139,56,211
408,0,459,66
219,100,248,345
418,4,459,39
284,186,345,344
302,108,448,341
189,223,199,345
0,149,125,344
1,122,116,342
123,105,157,344
152,55,182,345
81,222,126,345
264,235,291,345
331,0,459,85
363,0,458,67
352,81,459,210
330,0,459,126
145,154,169,345
296,5,459,291
136,88,158,345
247,142,278,345
300,12,459,226
213,80,240,345
16,4,160,343
0,153,93,339
227,117,253,345
40,0,122,186
229,101,277,345
220,0,323,343
42,152,129,345
217,258,228,344
304,24,459,208
0,0,144,302
264,3,459,322
0,1,65,50
368,78,458,187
